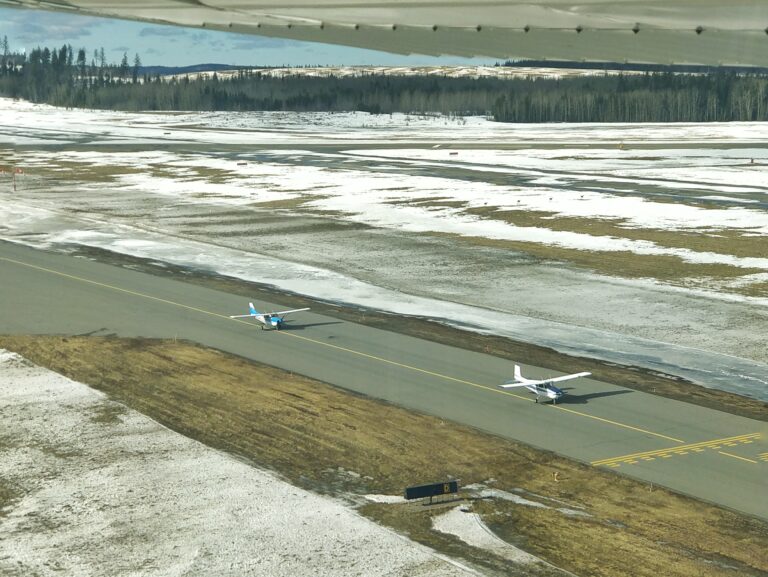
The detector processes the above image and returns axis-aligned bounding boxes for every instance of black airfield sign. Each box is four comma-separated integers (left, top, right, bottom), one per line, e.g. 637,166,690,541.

404,480,459,501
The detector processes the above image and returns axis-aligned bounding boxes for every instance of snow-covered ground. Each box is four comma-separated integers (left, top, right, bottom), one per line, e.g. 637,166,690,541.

0,350,483,577
1,98,767,399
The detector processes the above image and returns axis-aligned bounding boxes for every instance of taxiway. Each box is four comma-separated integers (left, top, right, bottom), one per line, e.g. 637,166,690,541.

1,240,766,518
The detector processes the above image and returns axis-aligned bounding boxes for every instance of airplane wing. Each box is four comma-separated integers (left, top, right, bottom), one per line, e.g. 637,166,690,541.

4,1,768,67
499,370,591,388
536,372,592,384
499,381,531,389
273,308,310,316
230,313,259,318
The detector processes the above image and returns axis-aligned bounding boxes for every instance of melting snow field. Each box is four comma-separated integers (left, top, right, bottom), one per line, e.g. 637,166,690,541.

1,98,767,398
0,350,478,577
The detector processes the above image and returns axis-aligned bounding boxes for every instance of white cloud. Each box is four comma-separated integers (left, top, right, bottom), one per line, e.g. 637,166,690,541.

138,26,189,38
0,6,494,66
2,8,107,42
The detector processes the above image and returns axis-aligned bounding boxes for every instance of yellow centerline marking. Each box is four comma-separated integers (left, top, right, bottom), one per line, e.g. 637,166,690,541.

278,330,684,442
592,433,761,466
547,404,684,442
718,451,758,464
277,329,530,402
0,256,235,323
1,254,686,444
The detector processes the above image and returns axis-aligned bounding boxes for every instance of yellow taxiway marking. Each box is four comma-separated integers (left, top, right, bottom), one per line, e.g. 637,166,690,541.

718,451,758,464
758,453,768,462
591,433,762,468
2,255,685,444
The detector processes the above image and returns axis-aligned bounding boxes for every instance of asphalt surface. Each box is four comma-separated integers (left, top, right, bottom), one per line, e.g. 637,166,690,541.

1,240,767,519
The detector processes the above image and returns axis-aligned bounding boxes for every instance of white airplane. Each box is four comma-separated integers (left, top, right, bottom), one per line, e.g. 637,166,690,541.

230,302,310,330
500,364,591,404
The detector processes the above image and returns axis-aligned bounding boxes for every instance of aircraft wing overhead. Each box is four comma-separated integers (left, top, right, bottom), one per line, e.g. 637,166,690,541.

6,1,768,67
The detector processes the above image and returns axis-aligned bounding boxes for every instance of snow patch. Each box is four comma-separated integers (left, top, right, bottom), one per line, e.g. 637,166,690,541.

364,494,408,504
432,506,540,564
0,350,477,577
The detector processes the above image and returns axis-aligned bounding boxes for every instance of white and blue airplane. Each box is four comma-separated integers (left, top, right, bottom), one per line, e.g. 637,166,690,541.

500,365,591,404
230,302,310,330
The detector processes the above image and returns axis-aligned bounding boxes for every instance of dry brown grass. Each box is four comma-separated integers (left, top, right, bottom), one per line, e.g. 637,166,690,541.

429,231,766,297
466,207,768,259
2,335,766,577
0,482,20,519
386,196,469,209
250,195,316,209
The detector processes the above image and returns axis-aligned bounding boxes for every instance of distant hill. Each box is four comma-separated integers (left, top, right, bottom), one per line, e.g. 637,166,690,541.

138,63,251,76
142,61,768,80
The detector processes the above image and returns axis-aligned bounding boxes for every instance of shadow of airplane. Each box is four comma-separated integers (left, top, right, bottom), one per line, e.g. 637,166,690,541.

559,388,634,404
283,321,344,331
78,328,113,337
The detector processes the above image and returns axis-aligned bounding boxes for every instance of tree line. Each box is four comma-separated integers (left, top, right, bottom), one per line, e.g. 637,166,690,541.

2,41,768,123
0,42,142,104
491,73,768,122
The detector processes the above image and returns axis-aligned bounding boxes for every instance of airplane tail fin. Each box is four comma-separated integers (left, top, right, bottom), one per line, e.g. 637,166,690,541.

514,364,524,382
249,302,258,315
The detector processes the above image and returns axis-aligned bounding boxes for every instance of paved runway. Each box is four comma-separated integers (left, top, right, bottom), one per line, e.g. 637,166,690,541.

1,240,766,518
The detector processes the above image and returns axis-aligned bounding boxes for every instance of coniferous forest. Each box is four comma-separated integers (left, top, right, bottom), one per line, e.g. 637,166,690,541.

2,41,768,123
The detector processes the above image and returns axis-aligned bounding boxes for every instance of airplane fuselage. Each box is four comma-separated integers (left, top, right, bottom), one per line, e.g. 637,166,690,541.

526,383,564,403
229,303,309,330
258,315,283,330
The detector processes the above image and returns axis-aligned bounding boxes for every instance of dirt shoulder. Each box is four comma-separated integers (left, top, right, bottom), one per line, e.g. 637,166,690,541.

71,245,768,422
2,335,766,577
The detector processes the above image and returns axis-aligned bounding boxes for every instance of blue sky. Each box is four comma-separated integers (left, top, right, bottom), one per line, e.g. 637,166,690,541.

0,6,493,67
